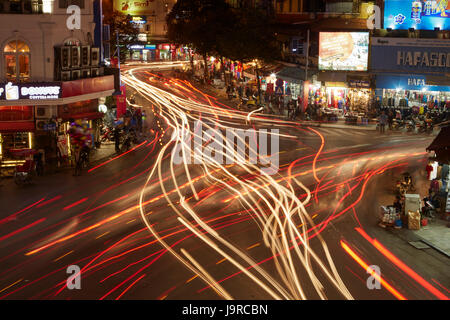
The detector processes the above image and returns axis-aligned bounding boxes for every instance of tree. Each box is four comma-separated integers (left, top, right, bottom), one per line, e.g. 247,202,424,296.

167,0,235,81
217,7,280,100
103,10,139,63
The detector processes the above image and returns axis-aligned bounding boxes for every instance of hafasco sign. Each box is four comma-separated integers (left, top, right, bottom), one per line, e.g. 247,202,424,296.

371,37,450,72
397,51,450,67
0,82,62,100
408,77,426,86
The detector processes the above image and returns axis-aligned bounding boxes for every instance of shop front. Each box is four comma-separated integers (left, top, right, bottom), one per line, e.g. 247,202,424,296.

374,74,450,112
371,37,450,116
156,44,177,61
308,72,374,120
0,76,115,172
0,106,35,172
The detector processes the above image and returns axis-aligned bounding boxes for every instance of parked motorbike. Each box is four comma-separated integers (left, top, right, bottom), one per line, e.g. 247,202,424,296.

406,119,415,132
100,125,114,142
392,119,405,130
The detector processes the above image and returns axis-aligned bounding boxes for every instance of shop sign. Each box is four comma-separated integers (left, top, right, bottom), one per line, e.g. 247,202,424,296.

131,16,147,24
114,0,155,15
348,79,370,88
275,86,284,95
145,44,156,50
0,82,61,101
371,37,450,72
375,73,450,91
128,44,144,50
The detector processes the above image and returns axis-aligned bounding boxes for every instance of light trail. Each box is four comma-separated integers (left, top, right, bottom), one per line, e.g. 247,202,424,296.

340,241,407,300
355,228,449,300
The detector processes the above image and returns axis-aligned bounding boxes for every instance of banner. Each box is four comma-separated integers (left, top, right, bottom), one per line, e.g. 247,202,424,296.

114,0,155,15
384,0,450,30
116,84,127,119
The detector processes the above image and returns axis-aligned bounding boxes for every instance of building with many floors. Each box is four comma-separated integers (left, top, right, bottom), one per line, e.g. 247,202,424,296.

0,0,118,171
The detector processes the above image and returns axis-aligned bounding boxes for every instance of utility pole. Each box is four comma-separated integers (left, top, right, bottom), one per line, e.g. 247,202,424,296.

305,28,310,81
116,31,121,85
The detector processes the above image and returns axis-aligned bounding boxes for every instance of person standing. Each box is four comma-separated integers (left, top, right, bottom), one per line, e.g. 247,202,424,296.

379,111,388,133
426,161,434,180
388,110,394,130
441,163,449,192
113,126,121,153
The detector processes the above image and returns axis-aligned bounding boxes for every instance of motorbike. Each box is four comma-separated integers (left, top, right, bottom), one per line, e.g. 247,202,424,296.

392,119,405,130
406,119,415,132
100,125,114,142
10,149,39,186
422,195,440,219
424,118,434,134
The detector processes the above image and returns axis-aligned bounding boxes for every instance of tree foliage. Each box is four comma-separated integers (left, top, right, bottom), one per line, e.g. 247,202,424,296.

167,0,235,79
220,7,280,63
167,1,279,63
103,10,139,62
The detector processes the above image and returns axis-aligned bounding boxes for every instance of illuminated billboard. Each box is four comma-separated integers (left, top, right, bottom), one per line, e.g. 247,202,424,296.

384,0,450,30
318,32,369,71
114,0,155,15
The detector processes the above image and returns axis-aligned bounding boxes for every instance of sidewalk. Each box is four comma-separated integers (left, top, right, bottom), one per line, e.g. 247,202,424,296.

376,161,450,258
0,141,117,185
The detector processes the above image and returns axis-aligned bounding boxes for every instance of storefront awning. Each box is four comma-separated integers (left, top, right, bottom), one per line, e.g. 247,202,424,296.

317,72,347,83
60,112,104,121
426,126,450,164
275,67,307,83
0,121,35,133
426,75,450,87
0,76,116,106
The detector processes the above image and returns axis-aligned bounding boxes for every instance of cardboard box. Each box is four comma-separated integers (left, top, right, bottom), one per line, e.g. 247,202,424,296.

408,210,421,230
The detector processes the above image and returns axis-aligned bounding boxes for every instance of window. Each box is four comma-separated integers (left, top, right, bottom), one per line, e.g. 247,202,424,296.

58,0,84,9
4,40,30,82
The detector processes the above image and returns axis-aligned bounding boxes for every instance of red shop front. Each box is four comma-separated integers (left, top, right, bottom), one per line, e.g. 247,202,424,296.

0,105,35,169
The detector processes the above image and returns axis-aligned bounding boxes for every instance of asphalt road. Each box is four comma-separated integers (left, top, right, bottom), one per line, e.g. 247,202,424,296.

0,65,448,300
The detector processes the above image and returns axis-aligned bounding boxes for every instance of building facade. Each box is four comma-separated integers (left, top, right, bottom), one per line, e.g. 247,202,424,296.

109,0,189,61
0,0,116,172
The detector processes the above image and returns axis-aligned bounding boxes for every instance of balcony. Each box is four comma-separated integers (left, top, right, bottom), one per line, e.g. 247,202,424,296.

0,0,44,14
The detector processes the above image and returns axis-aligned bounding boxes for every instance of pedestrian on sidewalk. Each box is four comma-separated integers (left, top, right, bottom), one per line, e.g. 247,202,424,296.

113,126,121,153
441,163,449,192
379,111,388,133
426,162,433,180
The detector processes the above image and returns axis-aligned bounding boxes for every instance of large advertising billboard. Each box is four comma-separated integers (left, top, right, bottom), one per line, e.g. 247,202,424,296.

384,0,450,30
319,32,369,71
114,0,155,15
